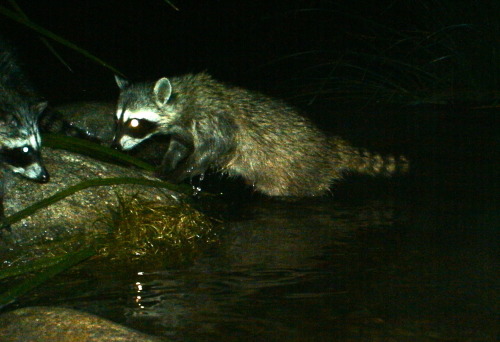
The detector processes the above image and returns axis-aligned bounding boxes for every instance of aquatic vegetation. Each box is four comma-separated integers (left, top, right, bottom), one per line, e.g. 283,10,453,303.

99,195,220,268
0,245,95,309
0,193,220,307
255,1,500,107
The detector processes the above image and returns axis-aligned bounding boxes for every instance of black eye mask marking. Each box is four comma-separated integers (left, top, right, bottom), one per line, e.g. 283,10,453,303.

0,146,38,168
124,119,159,139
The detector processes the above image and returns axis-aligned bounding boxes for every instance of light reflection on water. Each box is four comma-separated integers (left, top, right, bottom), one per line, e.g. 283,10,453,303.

13,183,497,341
7,174,495,342
89,193,494,341
12,106,499,341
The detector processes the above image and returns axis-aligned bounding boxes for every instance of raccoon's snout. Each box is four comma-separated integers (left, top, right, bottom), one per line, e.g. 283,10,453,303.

25,164,50,183
111,132,125,150
111,140,122,150
36,167,50,183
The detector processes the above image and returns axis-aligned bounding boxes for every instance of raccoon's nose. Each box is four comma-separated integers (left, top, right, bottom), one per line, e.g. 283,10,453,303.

39,172,50,183
111,140,122,150
36,167,50,183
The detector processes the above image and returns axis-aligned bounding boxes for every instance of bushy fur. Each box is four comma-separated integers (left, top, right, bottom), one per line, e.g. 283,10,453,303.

114,73,407,196
0,38,49,182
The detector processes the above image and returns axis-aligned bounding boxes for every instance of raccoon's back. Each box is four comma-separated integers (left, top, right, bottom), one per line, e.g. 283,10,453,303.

223,106,336,196
177,73,408,196
0,38,35,95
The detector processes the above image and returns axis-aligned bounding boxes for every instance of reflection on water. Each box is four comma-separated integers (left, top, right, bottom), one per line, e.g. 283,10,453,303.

9,109,499,341
128,199,407,341
14,187,497,341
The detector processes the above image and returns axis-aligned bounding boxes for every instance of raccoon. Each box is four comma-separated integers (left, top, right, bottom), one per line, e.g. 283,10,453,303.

112,73,407,197
0,39,49,184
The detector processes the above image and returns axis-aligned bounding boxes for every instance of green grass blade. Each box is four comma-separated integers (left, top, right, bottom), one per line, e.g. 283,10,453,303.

5,177,192,226
0,248,95,308
6,0,73,72
0,5,123,76
162,0,179,11
43,134,156,171
0,255,69,281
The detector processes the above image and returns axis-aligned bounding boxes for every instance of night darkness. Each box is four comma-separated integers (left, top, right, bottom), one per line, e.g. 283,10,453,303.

0,1,498,341
0,0,496,163
1,0,497,107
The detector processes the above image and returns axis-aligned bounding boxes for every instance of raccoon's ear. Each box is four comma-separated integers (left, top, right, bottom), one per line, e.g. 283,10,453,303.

153,77,173,107
115,75,130,90
32,101,48,116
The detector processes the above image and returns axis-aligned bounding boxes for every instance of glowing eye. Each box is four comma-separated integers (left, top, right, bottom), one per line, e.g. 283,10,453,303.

22,146,30,153
130,119,140,128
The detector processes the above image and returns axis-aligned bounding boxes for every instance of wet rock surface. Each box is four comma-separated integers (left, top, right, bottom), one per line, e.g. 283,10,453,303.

1,147,181,246
42,102,167,164
41,101,116,144
0,306,162,342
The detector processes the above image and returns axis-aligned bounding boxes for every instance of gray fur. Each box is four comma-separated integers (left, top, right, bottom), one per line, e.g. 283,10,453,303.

114,72,407,196
0,38,49,183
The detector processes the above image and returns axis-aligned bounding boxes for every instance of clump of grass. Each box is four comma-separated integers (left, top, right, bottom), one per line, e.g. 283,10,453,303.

99,196,220,268
0,195,219,307
261,1,499,107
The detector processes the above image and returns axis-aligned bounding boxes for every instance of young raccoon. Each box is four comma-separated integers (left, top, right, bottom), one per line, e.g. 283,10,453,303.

113,73,407,197
0,39,49,183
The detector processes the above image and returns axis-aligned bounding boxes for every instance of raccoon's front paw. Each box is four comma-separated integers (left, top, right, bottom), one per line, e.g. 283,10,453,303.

154,167,184,184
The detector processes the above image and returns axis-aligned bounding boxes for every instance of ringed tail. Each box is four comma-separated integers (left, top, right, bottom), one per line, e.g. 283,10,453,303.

347,147,409,177
347,143,409,176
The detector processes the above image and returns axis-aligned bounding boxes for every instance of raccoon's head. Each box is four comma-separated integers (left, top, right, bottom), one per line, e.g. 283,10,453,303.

0,99,50,183
113,75,175,150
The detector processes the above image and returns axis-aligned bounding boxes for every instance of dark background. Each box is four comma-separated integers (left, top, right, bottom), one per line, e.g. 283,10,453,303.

0,0,498,176
0,4,497,340
4,0,360,102
1,0,498,106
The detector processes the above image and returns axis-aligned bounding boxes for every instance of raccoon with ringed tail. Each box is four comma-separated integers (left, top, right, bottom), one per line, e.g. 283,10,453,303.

112,72,407,197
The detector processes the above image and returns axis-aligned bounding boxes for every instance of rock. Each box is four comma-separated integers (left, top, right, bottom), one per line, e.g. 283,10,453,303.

41,101,168,164
1,147,183,245
41,101,116,144
0,306,162,342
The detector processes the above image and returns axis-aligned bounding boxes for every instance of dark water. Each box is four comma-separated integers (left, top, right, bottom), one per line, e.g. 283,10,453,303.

9,109,500,341
15,184,498,340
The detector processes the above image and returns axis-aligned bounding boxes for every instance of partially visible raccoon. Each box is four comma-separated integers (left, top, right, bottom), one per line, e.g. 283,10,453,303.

0,38,49,183
112,73,407,197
